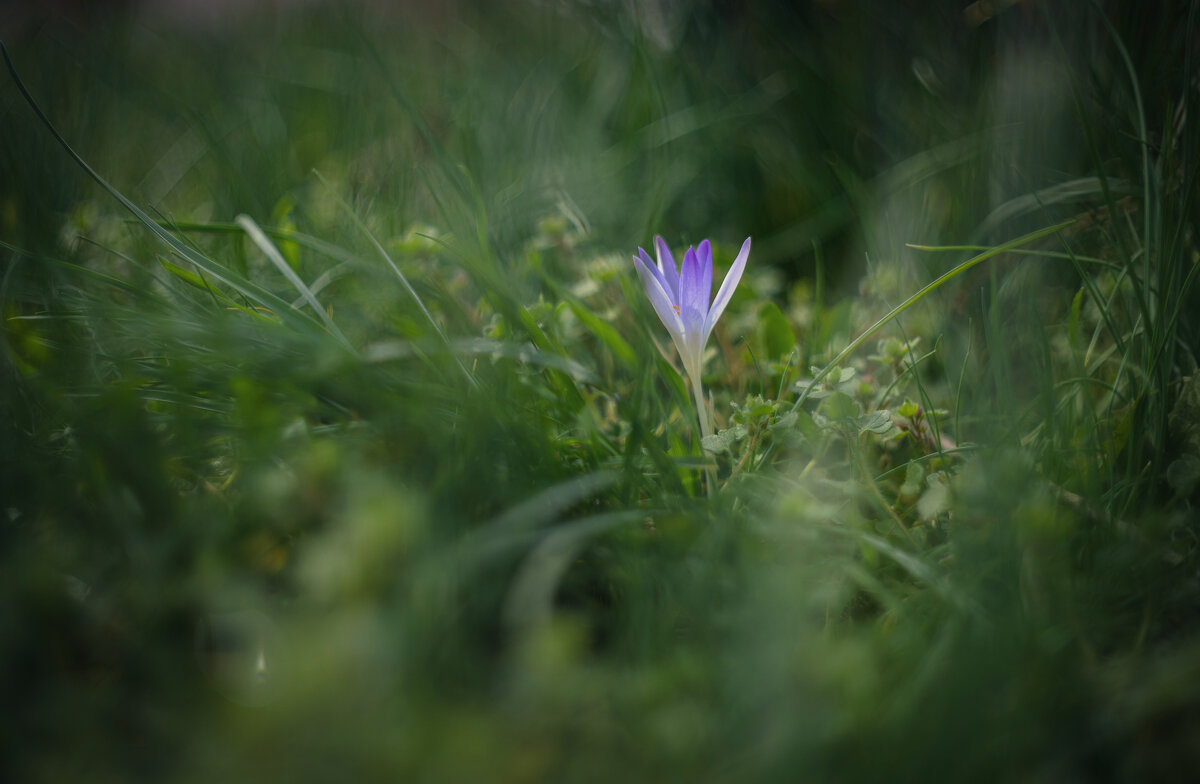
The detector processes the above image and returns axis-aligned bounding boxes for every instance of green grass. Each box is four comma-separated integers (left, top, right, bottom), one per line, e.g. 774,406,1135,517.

2,2,1199,782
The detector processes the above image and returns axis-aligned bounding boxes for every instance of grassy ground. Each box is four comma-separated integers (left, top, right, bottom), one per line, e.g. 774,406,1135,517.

2,1,1199,781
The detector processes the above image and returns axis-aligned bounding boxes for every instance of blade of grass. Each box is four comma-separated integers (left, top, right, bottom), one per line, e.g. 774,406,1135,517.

502,509,645,634
1,43,334,343
1089,0,1152,318
908,236,1130,357
793,220,1074,412
235,214,351,348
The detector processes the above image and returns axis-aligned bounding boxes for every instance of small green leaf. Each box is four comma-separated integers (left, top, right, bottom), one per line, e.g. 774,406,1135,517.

701,425,746,454
795,410,821,441
823,391,860,421
750,401,777,419
858,409,894,435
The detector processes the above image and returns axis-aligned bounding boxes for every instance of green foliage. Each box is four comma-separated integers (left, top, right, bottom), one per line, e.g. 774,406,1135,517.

1,2,1199,783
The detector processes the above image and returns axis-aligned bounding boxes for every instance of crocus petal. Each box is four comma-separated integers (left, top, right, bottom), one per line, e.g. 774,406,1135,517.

695,239,714,311
655,236,680,303
702,237,751,342
679,245,708,332
637,247,672,303
633,253,686,342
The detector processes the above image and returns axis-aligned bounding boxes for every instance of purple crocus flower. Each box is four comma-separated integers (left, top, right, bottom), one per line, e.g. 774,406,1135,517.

633,235,751,437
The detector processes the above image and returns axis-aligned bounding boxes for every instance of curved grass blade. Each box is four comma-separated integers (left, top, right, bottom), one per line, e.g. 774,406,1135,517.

483,470,620,538
502,510,645,634
793,220,1075,411
1,44,335,344
978,177,1132,236
290,263,353,308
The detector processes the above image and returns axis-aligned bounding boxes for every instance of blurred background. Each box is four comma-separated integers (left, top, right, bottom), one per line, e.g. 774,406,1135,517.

2,1,1198,782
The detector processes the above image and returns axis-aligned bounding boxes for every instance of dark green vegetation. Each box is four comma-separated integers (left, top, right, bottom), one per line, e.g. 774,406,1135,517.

2,1,1198,781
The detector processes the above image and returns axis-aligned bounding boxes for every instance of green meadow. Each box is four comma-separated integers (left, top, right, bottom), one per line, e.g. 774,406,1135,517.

2,1,1198,781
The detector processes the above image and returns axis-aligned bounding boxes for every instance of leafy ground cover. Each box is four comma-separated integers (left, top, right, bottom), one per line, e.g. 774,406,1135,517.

2,1,1198,781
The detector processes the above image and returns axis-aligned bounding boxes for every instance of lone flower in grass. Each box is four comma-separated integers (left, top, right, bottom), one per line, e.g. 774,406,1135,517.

633,235,751,439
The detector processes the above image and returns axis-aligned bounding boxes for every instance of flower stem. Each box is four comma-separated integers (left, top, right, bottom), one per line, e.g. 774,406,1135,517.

689,373,717,497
